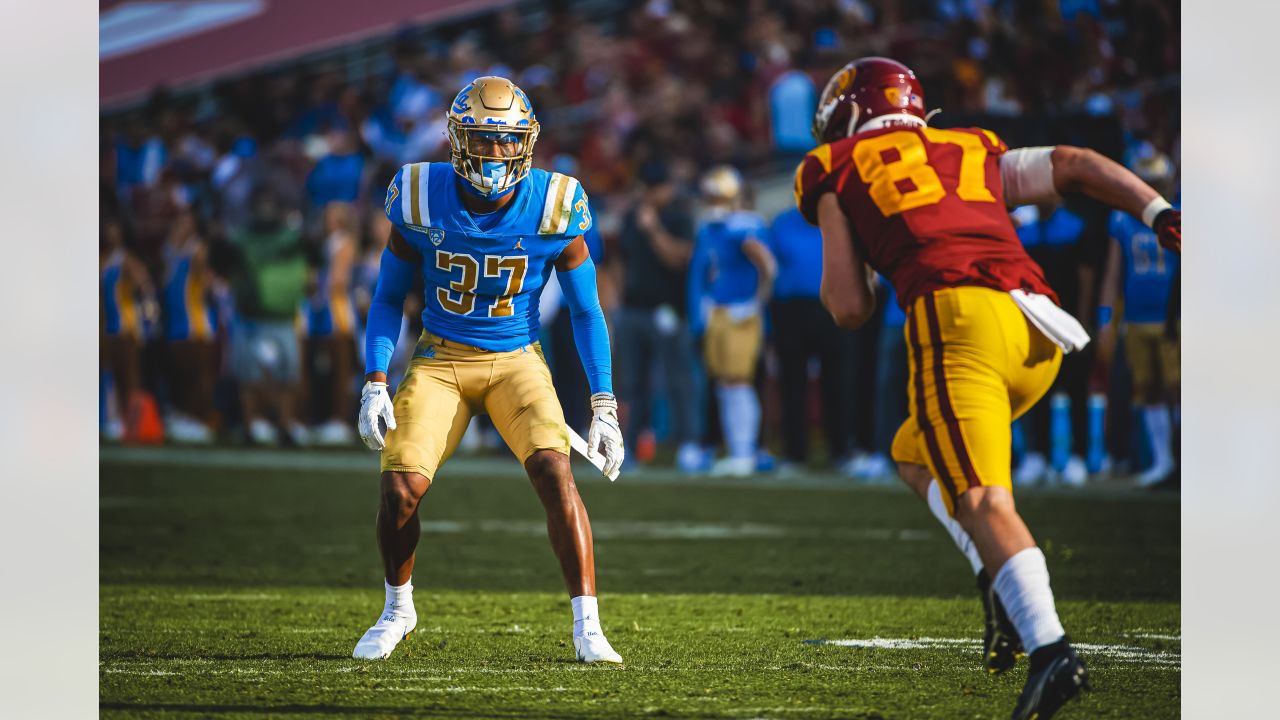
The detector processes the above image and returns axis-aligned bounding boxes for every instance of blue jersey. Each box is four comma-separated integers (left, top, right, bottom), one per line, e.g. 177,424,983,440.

163,252,216,341
384,162,591,351
768,207,823,300
1110,208,1179,324
691,210,768,308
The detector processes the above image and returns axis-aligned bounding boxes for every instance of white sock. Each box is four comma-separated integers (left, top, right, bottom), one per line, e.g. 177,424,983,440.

571,595,602,636
1142,404,1173,468
992,548,1066,653
718,384,759,459
384,579,414,614
926,480,984,575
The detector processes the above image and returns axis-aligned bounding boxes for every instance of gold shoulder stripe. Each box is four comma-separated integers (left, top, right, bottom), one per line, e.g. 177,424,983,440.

810,144,833,173
555,177,579,234
408,163,422,226
540,173,568,234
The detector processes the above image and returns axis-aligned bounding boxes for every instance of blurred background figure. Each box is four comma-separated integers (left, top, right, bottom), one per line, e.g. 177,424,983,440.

101,218,158,442
689,166,776,477
615,162,700,471
857,280,908,483
160,209,217,443
1097,147,1181,488
302,201,360,446
225,179,309,446
766,206,855,476
1010,198,1104,487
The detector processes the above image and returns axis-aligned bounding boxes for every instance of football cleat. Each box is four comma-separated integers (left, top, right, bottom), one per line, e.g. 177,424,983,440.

1010,639,1090,720
978,570,1025,674
574,630,623,664
352,609,416,660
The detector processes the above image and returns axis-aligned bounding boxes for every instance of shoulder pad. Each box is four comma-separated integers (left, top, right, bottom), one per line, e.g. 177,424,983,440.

386,162,433,232
538,172,590,236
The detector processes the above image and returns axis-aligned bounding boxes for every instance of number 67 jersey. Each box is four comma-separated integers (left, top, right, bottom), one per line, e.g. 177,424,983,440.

794,125,1056,309
384,161,591,351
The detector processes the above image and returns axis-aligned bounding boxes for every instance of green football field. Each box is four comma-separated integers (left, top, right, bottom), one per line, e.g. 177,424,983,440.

100,447,1180,719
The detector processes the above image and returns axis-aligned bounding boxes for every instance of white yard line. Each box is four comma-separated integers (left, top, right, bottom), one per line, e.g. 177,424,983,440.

807,637,1180,667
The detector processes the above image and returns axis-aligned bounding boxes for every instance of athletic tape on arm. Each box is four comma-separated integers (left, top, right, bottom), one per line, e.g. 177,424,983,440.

1000,147,1059,207
364,248,416,375
557,256,613,395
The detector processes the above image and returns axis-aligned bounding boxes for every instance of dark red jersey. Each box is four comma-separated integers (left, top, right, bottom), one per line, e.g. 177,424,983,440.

794,125,1057,308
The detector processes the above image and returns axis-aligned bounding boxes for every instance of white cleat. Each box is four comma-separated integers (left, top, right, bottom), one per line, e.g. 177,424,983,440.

353,610,417,660
574,630,623,664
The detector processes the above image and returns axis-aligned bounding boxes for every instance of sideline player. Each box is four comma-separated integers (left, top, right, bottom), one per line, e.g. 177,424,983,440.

795,57,1180,719
688,166,776,476
353,77,625,664
1096,149,1180,487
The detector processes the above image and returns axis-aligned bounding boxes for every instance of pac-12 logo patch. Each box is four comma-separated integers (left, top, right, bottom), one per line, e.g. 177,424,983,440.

428,228,445,246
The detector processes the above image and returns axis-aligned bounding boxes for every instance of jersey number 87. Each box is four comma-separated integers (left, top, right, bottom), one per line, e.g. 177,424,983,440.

853,128,1002,217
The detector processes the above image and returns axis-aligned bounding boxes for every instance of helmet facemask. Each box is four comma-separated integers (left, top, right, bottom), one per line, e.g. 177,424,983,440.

447,123,539,199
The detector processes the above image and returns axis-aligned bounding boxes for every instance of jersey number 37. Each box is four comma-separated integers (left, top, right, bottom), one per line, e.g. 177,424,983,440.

435,251,528,317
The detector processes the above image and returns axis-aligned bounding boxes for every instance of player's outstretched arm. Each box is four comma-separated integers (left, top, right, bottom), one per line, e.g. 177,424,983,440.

816,193,875,329
359,228,420,450
555,236,624,477
1001,145,1180,253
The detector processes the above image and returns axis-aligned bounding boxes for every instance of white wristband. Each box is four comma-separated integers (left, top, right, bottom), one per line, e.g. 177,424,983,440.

1141,197,1173,228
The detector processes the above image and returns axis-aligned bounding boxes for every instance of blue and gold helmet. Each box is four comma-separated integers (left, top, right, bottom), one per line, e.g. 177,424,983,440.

446,76,540,198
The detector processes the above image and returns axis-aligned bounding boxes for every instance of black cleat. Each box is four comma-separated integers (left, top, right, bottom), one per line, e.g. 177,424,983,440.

1010,638,1090,720
978,569,1024,674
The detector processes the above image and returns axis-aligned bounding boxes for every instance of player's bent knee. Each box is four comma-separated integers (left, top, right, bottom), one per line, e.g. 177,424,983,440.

954,485,1016,520
379,471,428,521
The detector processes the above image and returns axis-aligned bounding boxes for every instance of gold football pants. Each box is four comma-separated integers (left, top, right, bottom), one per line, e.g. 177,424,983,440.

891,287,1062,514
381,331,570,479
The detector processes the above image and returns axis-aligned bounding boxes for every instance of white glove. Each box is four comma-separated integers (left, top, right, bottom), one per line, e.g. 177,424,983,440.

587,393,624,478
358,381,397,451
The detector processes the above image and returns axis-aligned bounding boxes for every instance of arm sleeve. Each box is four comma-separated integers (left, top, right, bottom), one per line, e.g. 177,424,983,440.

363,247,417,376
1000,147,1059,207
557,255,613,396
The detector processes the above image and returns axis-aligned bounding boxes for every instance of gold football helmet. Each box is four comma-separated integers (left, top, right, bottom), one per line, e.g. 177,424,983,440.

700,165,743,204
446,76,540,198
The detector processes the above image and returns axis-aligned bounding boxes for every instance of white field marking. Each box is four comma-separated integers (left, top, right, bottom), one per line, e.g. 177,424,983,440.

808,637,1180,667
420,519,934,542
174,593,282,601
1130,632,1181,641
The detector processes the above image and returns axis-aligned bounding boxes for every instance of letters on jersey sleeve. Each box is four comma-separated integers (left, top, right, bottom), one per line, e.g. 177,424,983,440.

538,172,592,237
385,162,433,234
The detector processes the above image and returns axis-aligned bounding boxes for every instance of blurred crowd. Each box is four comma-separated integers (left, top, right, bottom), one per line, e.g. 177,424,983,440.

100,0,1180,485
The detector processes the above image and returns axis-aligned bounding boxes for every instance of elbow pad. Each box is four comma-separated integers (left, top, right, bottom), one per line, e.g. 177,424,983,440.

1001,147,1058,207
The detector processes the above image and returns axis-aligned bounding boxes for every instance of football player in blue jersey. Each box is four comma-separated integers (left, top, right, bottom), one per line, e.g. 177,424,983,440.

1096,149,1180,487
352,77,624,663
688,166,776,477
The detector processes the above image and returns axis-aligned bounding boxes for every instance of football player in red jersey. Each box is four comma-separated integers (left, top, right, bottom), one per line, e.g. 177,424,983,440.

795,57,1180,720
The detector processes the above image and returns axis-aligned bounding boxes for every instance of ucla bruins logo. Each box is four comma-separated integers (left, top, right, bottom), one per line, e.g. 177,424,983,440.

428,228,445,246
